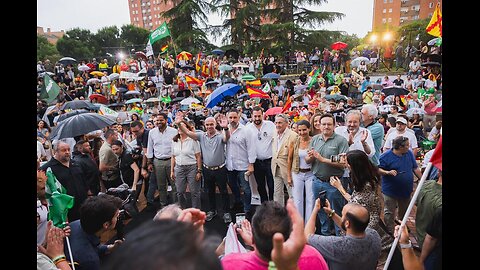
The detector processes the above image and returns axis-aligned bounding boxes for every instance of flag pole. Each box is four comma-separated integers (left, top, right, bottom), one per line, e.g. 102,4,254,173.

65,235,76,270
383,162,433,270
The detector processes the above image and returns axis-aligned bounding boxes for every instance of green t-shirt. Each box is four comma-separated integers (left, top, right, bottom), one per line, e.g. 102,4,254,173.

415,180,442,247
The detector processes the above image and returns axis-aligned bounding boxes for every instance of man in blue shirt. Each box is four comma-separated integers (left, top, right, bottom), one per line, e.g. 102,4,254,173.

378,136,422,233
361,104,384,166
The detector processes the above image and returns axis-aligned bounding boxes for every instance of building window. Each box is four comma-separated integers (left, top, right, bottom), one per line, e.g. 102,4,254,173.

382,18,387,23
388,18,392,22
131,4,134,8
389,8,392,13
389,0,393,2
429,2,434,8
149,22,153,26
384,0,387,2
383,9,386,13
428,12,433,17
148,15,152,19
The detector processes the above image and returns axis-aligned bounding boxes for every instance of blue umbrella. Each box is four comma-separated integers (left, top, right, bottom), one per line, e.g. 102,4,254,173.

262,73,280,79
206,83,242,108
212,49,224,55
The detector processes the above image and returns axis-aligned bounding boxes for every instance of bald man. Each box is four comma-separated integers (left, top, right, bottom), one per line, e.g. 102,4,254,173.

305,201,382,270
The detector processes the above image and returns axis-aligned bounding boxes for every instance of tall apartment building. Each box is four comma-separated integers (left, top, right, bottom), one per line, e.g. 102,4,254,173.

372,0,442,31
128,0,174,31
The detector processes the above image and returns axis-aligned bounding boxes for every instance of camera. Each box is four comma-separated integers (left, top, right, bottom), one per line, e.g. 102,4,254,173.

330,154,342,163
318,190,327,206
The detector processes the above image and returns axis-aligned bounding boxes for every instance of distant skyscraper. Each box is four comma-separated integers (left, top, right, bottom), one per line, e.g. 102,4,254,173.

372,0,442,31
127,0,174,31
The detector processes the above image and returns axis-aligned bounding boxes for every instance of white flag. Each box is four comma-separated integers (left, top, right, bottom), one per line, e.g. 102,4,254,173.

262,82,271,93
146,40,154,57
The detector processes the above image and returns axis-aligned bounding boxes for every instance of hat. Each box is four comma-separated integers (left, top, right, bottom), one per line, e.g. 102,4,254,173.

396,117,407,125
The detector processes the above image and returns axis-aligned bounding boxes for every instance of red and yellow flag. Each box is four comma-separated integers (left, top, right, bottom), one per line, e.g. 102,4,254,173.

246,85,270,99
160,44,168,54
185,75,204,86
426,3,442,37
282,94,292,113
246,80,261,87
195,52,202,72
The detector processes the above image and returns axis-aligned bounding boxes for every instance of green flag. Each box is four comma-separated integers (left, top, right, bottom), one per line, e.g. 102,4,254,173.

307,68,322,89
161,95,172,103
40,74,61,103
45,168,74,228
149,22,171,45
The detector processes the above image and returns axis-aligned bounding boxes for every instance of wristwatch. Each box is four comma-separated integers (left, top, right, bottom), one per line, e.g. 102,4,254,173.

400,240,412,249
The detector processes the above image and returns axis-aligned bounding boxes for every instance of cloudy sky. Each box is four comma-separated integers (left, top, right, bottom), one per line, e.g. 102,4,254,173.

38,0,374,46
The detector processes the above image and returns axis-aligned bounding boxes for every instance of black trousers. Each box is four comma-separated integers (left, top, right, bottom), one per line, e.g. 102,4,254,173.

253,158,274,202
203,166,229,212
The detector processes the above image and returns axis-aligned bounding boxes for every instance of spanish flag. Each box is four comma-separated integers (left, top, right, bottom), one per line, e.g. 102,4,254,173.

185,75,204,86
110,84,118,95
246,85,270,99
195,52,202,72
160,44,169,54
246,80,261,87
426,3,442,37
282,93,292,113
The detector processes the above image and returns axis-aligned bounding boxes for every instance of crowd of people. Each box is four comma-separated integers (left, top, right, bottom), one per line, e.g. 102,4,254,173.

37,41,442,270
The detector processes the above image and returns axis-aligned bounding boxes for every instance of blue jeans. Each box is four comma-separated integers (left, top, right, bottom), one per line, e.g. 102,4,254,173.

312,177,347,236
227,170,252,212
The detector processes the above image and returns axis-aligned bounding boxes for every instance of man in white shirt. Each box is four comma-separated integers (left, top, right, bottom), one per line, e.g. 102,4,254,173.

383,117,418,156
245,106,276,202
146,113,178,207
408,57,421,77
225,109,256,214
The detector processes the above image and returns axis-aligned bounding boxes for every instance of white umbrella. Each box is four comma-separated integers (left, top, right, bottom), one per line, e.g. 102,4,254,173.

78,65,90,72
232,62,249,68
351,57,370,67
406,107,426,118
87,78,100,85
108,73,120,80
180,97,201,105
144,97,160,103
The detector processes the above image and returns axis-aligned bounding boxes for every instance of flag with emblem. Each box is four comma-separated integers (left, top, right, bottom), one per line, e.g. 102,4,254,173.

247,85,270,99
426,3,442,37
262,82,271,93
149,22,171,45
185,75,204,86
44,168,74,228
39,74,61,103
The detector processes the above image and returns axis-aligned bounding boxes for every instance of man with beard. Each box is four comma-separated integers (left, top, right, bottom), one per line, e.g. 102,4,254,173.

225,109,256,217
306,201,381,270
146,113,178,208
72,140,101,196
245,106,276,203
40,141,89,221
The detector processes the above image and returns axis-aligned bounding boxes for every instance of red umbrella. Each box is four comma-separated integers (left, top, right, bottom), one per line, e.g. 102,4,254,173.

331,41,348,50
135,51,147,60
265,107,284,116
89,94,108,105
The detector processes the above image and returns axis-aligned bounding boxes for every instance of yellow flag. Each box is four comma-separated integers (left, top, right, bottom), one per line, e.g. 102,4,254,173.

426,3,442,37
111,84,117,95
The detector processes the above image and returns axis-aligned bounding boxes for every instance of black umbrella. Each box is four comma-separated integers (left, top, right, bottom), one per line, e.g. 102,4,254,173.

325,94,348,102
181,65,195,70
50,113,116,140
224,49,239,60
382,86,409,96
117,87,129,93
420,53,441,63
57,109,89,122
60,100,96,111
108,102,125,108
58,57,77,66
205,81,219,86
171,96,185,103
421,61,441,67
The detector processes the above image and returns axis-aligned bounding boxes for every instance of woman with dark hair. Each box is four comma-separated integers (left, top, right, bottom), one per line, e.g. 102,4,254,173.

287,120,314,223
171,120,202,209
330,150,400,264
37,120,51,139
393,95,406,112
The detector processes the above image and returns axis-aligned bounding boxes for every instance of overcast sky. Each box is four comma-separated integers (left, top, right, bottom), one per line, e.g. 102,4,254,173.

38,0,374,46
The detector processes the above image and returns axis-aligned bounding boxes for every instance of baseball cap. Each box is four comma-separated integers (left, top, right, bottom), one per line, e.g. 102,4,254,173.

396,117,407,125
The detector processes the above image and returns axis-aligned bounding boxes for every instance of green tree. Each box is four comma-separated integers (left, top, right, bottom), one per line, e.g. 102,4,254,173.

92,26,121,59
397,19,431,46
37,35,60,62
56,28,95,61
211,0,262,55
160,0,214,53
120,24,150,52
260,0,344,54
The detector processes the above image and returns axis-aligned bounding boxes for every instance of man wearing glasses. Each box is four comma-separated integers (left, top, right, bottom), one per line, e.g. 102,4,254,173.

245,106,276,202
